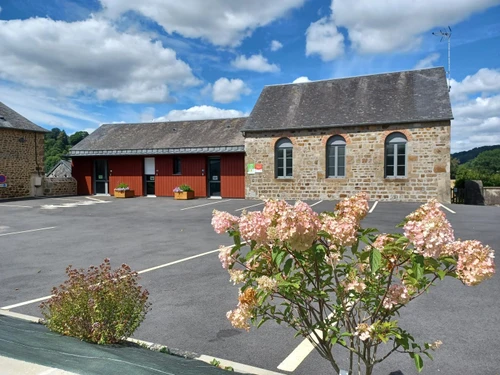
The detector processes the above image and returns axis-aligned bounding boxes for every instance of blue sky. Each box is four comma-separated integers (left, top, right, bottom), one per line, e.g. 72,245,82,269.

0,0,499,152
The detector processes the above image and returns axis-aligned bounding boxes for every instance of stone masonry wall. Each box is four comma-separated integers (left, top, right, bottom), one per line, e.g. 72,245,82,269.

42,177,77,196
0,128,45,199
245,122,451,203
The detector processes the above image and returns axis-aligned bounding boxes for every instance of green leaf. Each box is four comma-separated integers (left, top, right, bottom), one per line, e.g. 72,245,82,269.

283,259,293,276
437,270,447,280
411,353,424,372
413,255,424,280
370,249,381,273
275,251,287,267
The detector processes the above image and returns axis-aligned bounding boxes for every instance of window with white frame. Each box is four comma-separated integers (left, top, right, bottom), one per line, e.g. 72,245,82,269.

326,135,346,178
275,138,293,178
385,133,407,178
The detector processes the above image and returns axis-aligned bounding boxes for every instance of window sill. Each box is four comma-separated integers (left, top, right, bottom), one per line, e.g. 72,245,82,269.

326,176,346,180
275,177,294,181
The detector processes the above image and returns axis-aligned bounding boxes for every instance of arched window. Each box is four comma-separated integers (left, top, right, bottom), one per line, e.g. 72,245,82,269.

385,132,407,178
326,135,346,178
275,138,293,178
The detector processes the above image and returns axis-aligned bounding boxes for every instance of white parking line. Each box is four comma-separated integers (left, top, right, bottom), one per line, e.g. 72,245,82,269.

86,197,109,202
1,295,53,310
310,200,323,207
1,244,236,310
180,199,233,211
277,312,335,372
369,201,378,214
439,203,456,214
0,227,56,237
137,248,222,274
0,204,33,208
235,202,264,212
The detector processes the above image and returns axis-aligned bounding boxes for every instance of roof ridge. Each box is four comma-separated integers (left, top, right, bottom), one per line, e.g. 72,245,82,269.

100,116,249,127
265,66,445,87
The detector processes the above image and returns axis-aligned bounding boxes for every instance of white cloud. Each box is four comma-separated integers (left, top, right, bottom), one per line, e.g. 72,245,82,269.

292,76,311,83
453,95,500,119
231,54,280,73
305,17,344,61
0,17,200,103
99,0,306,46
0,85,100,131
212,78,251,103
270,40,283,51
414,53,440,69
325,0,499,54
450,68,500,152
153,105,247,122
450,68,500,101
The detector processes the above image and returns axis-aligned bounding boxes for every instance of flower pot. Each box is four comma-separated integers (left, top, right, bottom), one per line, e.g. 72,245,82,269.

114,189,135,198
174,191,195,200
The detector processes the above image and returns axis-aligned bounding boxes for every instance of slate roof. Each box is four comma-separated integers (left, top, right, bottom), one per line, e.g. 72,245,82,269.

69,117,247,156
243,67,453,132
46,160,72,177
0,102,49,133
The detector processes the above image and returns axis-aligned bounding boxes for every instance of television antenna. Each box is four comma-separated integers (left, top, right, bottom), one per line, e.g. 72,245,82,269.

432,26,452,91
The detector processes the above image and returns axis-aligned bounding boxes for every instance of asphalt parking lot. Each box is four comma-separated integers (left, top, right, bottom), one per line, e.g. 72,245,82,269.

0,195,499,375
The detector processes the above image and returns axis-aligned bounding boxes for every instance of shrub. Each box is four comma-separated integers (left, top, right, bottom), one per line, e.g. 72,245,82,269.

40,259,151,344
115,182,130,191
173,184,193,193
212,195,495,374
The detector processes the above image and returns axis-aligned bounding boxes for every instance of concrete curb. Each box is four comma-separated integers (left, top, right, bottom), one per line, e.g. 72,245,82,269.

0,309,285,375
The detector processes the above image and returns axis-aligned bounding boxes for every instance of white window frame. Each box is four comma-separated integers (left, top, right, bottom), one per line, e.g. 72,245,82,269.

385,133,407,178
275,138,293,178
326,135,346,178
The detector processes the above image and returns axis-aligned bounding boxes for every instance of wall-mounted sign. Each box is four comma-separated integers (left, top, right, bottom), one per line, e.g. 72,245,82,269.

0,183,7,188
212,176,218,181
255,163,263,173
0,174,6,184
247,163,255,174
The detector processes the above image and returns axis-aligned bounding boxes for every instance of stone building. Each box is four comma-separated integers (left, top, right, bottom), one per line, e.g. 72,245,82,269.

243,67,453,202
0,102,48,199
70,67,453,202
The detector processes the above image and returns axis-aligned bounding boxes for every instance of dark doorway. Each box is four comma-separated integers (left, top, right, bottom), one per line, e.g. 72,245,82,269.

94,159,108,194
208,157,221,197
145,175,155,195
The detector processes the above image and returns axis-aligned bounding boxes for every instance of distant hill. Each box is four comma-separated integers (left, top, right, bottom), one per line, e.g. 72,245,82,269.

452,145,500,164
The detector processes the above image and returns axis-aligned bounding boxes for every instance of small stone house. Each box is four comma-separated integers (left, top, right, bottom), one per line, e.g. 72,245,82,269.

0,102,48,199
243,67,453,202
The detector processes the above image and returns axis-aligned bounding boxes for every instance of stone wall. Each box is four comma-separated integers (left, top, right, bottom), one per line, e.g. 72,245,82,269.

245,122,451,203
42,177,77,196
484,187,500,206
0,128,45,199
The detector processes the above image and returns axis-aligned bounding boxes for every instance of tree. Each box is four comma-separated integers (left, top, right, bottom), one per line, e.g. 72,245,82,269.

450,157,460,179
69,131,89,146
44,128,89,172
469,149,500,175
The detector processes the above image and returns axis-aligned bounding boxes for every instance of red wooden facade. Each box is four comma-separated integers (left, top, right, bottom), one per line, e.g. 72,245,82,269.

72,153,245,198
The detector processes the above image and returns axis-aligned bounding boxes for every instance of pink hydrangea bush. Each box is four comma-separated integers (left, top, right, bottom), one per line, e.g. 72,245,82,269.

212,194,495,375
